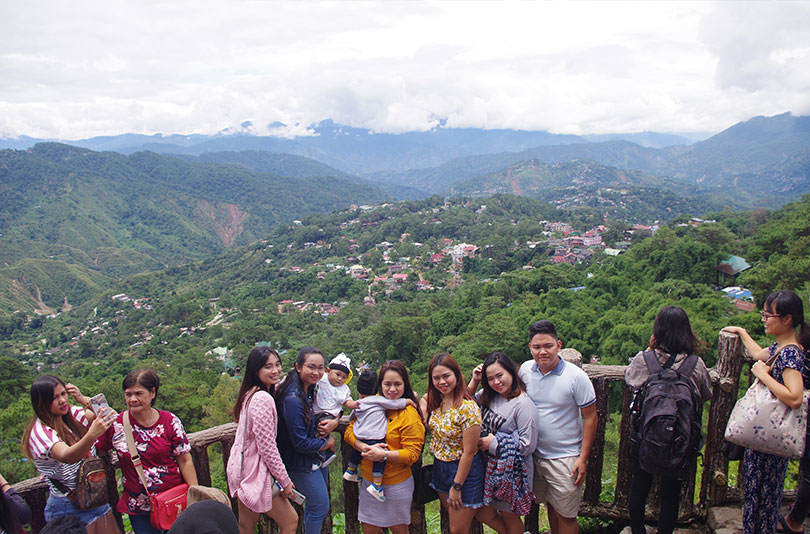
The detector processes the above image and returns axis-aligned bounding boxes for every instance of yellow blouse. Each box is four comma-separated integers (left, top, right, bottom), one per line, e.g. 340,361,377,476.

428,399,481,462
344,405,425,486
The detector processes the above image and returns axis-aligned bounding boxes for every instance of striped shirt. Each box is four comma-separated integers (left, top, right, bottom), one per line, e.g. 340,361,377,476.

29,405,96,497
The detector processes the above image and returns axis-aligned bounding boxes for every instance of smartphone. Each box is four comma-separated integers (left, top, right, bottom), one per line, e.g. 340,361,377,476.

290,488,306,505
89,394,112,416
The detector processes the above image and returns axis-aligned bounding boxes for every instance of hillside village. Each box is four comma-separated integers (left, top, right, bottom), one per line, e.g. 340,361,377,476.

13,196,755,374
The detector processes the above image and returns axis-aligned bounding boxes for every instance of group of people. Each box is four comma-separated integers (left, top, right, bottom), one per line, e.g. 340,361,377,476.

6,288,809,534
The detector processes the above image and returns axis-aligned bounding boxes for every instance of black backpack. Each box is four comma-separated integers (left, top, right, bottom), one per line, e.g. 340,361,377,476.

630,350,701,476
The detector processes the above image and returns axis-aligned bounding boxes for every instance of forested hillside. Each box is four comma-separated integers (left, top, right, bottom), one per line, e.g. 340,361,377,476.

0,143,390,312
2,193,808,484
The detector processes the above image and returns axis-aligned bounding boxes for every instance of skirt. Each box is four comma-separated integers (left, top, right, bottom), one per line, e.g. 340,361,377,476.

358,476,414,527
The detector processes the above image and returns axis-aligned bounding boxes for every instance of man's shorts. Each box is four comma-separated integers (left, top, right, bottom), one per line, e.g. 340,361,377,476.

532,455,583,519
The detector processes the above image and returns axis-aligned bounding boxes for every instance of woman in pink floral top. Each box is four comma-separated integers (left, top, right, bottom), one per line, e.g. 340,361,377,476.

226,345,297,534
97,369,198,534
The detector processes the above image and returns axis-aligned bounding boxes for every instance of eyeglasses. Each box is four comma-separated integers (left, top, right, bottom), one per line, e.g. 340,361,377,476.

302,364,326,372
760,311,781,319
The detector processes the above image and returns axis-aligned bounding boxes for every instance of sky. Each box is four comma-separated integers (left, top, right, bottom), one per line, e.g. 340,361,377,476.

1,1,809,140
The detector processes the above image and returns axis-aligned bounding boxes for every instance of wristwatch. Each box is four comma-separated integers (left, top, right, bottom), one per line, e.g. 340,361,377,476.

452,482,463,491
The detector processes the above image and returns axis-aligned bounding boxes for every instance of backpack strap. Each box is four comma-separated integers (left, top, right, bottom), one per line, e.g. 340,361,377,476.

642,350,662,375
677,354,699,379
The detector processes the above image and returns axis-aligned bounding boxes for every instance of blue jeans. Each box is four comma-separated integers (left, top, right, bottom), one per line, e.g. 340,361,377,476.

129,513,166,534
289,466,330,534
44,494,111,525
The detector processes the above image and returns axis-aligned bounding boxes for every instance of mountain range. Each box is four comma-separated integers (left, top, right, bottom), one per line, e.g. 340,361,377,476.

0,112,808,314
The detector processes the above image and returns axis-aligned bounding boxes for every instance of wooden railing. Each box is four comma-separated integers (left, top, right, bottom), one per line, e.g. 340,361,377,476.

13,332,762,533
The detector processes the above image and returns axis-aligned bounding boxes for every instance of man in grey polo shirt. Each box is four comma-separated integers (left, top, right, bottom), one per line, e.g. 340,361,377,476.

519,320,597,534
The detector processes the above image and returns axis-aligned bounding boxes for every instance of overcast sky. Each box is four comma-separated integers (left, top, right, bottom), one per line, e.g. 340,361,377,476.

1,1,808,140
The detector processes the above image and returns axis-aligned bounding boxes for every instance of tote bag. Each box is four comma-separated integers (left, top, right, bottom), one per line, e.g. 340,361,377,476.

724,345,809,459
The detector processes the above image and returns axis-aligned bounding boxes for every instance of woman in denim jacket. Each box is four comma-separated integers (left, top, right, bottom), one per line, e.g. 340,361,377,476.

276,347,337,534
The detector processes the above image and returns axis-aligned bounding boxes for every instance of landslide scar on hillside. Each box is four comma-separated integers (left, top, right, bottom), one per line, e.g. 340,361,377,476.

195,200,248,247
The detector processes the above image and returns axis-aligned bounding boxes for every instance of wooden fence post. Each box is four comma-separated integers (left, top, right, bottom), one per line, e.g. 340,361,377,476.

699,331,744,507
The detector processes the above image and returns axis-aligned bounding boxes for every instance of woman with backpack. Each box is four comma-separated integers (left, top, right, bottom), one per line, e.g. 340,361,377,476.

723,290,810,534
226,346,298,534
625,306,712,534
21,375,119,534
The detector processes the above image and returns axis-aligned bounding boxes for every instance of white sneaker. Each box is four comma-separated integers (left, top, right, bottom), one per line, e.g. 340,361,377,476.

343,469,360,482
366,483,385,502
321,452,337,469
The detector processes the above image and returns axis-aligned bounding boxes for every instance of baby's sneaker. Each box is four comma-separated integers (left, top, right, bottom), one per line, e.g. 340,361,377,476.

366,482,385,502
343,467,360,483
321,452,337,469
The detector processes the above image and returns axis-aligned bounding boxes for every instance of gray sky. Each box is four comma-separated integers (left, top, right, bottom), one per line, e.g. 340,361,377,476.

1,1,808,140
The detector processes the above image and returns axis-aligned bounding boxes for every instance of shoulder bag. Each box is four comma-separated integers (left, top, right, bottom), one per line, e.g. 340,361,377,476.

49,456,109,510
123,411,189,530
724,344,810,458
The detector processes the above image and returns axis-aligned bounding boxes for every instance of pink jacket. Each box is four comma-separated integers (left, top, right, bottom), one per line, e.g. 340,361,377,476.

226,390,291,513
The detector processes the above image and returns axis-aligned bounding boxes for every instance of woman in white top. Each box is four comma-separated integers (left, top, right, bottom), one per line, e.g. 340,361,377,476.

22,375,118,534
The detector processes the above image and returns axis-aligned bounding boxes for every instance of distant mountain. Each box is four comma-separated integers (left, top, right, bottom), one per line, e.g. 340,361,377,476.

369,113,810,203
0,143,390,312
1,121,588,174
2,113,807,203
171,151,352,178
582,132,699,148
443,159,731,221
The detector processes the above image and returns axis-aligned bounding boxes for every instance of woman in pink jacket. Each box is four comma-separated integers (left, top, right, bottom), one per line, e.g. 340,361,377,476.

227,346,298,534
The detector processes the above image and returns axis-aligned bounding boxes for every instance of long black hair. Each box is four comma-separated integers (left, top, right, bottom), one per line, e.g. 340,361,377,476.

22,375,87,459
651,305,702,356
274,346,325,425
765,290,810,350
232,346,281,422
478,351,526,409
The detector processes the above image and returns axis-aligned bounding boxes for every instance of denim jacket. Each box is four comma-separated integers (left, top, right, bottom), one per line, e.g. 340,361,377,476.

277,383,328,473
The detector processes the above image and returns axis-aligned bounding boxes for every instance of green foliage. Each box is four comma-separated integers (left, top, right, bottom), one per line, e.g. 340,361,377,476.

3,191,807,492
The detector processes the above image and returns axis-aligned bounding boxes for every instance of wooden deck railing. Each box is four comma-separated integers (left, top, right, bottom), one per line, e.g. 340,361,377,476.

13,331,764,533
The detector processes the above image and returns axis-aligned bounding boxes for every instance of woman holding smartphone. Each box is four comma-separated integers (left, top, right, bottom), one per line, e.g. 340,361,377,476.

22,375,118,533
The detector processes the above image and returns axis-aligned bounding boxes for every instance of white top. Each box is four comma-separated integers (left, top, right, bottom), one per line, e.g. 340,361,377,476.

29,405,95,497
519,357,595,459
314,375,352,417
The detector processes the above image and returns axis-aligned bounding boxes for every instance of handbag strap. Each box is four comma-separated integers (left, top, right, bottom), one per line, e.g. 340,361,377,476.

239,390,256,481
765,343,803,376
123,410,152,497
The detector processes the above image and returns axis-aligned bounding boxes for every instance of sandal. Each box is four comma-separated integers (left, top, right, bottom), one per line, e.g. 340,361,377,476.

777,516,804,534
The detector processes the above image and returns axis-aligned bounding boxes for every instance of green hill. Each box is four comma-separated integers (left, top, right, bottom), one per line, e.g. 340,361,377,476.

0,143,390,312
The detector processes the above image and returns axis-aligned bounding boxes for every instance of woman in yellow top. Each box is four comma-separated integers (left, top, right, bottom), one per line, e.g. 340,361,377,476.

424,353,506,534
344,360,425,534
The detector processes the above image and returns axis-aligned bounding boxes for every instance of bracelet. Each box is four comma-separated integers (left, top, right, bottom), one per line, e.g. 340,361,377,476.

383,451,389,462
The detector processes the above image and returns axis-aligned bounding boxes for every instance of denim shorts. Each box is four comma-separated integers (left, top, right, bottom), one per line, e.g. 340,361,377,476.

430,453,485,508
44,494,111,525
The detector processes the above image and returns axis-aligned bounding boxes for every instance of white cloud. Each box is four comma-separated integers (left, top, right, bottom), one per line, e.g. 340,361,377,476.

0,0,807,139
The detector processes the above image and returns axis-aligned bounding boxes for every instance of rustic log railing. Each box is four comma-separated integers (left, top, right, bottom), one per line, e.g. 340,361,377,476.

13,331,768,533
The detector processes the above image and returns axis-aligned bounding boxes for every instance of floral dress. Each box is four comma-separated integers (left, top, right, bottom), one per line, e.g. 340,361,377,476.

743,343,805,534
96,409,191,515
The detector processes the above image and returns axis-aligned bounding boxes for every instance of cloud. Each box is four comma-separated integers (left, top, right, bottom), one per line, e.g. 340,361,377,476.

0,1,807,139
